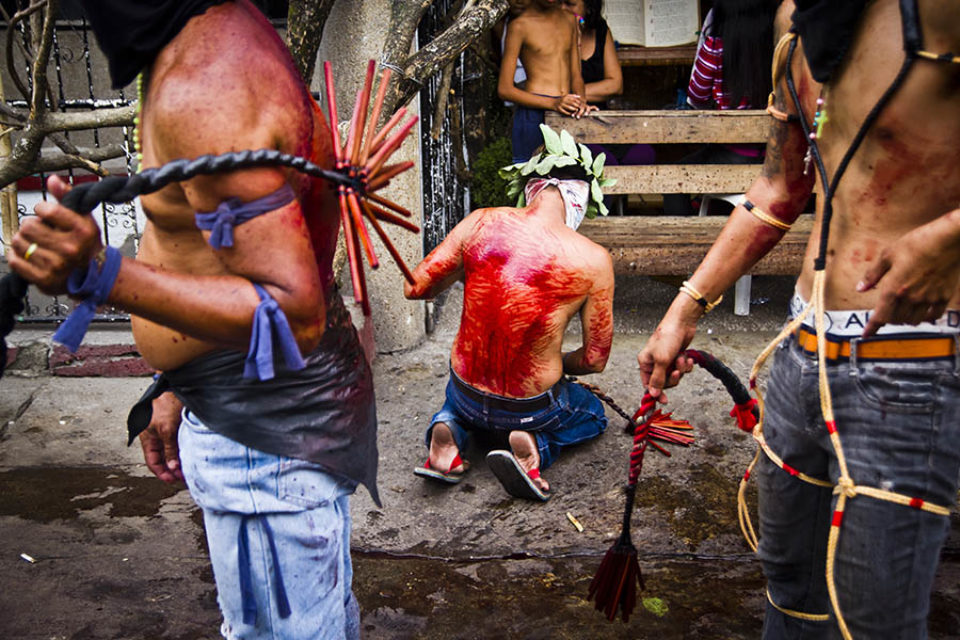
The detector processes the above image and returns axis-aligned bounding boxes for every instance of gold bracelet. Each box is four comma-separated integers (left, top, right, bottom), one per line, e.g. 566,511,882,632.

744,200,792,231
680,280,723,313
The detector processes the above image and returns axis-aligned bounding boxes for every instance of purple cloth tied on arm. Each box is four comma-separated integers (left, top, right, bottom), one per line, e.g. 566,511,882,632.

53,246,123,352
195,183,296,249
244,283,305,380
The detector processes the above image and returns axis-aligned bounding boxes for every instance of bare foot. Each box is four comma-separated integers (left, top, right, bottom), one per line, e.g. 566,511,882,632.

508,431,549,492
428,422,468,474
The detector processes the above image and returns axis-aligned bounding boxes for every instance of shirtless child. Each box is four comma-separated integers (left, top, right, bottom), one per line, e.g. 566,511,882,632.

639,1,960,636
9,2,376,637
499,0,591,162
405,126,614,501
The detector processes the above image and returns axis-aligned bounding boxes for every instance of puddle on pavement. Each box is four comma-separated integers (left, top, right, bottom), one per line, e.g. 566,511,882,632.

353,553,767,638
353,551,960,639
0,467,182,522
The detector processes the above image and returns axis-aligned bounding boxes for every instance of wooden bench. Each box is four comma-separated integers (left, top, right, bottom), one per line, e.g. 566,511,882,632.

544,109,813,315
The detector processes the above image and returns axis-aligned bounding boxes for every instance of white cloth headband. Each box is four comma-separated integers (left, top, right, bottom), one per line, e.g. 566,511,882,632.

523,178,590,230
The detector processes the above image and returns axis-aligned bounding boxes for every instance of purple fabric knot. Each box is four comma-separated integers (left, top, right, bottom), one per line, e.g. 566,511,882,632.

53,246,123,352
195,183,296,250
243,284,306,380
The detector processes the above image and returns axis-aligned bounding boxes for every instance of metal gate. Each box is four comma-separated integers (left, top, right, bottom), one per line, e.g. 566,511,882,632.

417,0,469,254
2,9,138,322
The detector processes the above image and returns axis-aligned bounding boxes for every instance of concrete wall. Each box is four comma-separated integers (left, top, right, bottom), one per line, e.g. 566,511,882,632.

318,1,426,354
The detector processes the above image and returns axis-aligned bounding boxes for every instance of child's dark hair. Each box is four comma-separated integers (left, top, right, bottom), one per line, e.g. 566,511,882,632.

712,0,779,107
581,0,605,32
546,162,590,182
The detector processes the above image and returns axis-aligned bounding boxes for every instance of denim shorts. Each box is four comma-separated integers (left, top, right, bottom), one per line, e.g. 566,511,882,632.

179,410,359,640
427,373,607,469
757,333,960,638
511,105,546,163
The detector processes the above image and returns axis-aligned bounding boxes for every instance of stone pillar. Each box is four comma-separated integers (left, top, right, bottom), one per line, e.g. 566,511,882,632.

317,1,426,354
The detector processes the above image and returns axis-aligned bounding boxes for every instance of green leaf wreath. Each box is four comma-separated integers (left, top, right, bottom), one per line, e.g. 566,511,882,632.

498,123,618,218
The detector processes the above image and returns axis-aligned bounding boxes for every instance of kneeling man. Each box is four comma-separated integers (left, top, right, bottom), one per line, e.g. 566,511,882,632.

405,125,614,501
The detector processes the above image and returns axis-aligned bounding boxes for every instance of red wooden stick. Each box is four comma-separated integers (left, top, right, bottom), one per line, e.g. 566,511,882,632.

342,89,363,169
323,61,344,167
350,60,376,166
338,188,365,307
360,67,392,167
360,200,416,284
366,191,413,218
364,199,420,233
365,115,419,178
367,161,414,190
350,221,371,316
366,107,407,159
347,191,379,268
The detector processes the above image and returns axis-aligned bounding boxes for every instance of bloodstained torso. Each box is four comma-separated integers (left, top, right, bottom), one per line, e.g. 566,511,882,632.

451,211,596,398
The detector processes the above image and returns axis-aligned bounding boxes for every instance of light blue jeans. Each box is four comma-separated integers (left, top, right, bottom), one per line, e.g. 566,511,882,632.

758,333,960,639
179,410,359,640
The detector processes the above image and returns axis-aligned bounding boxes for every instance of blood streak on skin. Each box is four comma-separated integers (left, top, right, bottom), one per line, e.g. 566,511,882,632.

744,224,783,256
863,128,924,208
453,215,592,398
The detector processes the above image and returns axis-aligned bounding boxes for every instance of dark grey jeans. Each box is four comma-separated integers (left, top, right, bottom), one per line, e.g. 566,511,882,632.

757,333,960,639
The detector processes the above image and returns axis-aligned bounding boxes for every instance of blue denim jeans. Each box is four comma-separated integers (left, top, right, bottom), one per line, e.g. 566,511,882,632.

179,410,359,640
757,334,960,639
427,374,607,469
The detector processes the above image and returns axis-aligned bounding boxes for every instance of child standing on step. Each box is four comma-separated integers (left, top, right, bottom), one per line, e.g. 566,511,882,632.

499,0,592,163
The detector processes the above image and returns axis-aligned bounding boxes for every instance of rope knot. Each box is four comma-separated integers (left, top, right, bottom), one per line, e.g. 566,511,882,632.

836,477,857,498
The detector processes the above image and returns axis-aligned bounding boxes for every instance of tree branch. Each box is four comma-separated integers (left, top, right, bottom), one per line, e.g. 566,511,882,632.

382,0,507,114
286,0,337,84
5,0,47,101
39,105,136,132
33,144,124,174
29,0,57,117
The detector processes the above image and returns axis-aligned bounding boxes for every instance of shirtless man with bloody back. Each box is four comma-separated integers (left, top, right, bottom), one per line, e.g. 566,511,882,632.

9,2,376,637
639,1,960,636
405,129,614,501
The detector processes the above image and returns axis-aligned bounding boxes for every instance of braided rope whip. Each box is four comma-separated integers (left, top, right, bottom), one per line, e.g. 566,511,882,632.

585,349,758,622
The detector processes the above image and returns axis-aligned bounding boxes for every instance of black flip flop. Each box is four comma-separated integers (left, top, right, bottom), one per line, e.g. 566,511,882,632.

413,453,466,485
486,449,549,502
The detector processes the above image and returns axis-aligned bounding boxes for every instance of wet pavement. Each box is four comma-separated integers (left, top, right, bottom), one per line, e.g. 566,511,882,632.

1,276,958,638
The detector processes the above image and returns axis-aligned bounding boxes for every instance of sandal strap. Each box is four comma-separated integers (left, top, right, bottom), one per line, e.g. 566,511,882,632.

424,452,464,474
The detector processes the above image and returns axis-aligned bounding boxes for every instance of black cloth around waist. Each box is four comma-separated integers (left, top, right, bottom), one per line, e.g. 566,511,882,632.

127,290,380,506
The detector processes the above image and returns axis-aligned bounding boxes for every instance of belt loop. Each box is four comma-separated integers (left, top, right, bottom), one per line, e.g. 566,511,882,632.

849,337,859,370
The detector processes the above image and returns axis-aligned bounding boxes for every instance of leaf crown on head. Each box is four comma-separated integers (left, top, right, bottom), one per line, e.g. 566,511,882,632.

498,123,617,218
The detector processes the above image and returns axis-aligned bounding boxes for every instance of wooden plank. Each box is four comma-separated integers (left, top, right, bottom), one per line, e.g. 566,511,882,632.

616,44,697,66
604,164,760,194
544,110,770,145
579,214,814,275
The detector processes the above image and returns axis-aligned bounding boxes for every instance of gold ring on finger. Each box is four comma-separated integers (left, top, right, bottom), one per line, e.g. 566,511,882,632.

24,242,38,261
